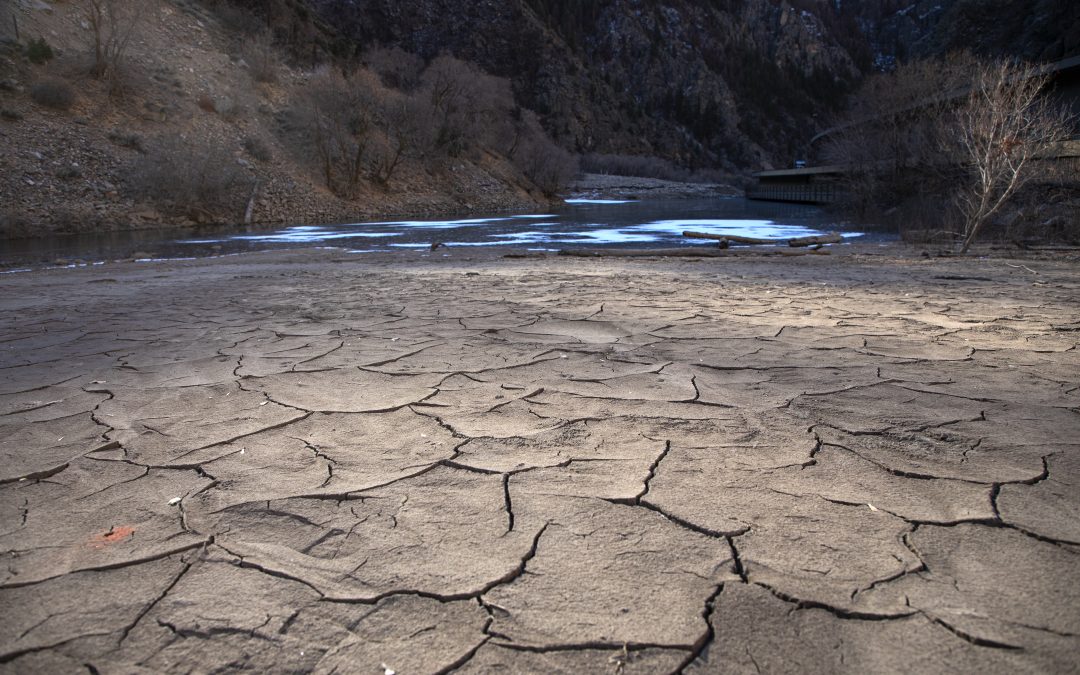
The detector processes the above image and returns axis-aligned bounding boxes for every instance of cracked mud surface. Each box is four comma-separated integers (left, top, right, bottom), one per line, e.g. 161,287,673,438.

1,247,1078,673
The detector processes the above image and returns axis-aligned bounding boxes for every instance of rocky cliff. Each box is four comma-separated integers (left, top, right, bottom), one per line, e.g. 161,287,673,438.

308,0,866,170
309,0,1078,170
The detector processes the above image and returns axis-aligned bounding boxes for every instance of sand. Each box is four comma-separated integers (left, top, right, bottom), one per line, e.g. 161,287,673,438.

1,244,1078,673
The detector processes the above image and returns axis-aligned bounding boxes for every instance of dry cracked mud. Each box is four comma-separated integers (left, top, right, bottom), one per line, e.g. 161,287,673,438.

1,246,1078,673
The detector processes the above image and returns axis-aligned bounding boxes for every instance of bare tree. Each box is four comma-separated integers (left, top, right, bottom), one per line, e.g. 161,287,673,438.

420,55,517,158
364,46,424,91
78,0,144,82
128,134,251,220
291,68,377,196
369,92,429,186
824,55,1072,246
507,109,578,195
951,60,1072,253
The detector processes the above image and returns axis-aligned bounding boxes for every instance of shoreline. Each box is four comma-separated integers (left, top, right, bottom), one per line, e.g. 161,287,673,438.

3,234,1077,274
1,173,744,243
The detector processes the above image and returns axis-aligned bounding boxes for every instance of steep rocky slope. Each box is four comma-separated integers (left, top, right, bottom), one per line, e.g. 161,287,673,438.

863,0,1080,67
0,0,554,238
310,0,865,170
310,0,1078,170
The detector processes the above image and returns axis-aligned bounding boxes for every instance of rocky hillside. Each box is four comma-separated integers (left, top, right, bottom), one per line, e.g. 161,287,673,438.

310,0,1078,171
858,0,1080,69
0,0,560,238
310,0,864,171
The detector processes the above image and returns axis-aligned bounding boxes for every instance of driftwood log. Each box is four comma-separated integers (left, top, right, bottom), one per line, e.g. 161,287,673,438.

682,232,776,245
683,231,842,247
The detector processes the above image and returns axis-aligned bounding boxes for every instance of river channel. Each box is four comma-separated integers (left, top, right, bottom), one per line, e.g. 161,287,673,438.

1,197,889,270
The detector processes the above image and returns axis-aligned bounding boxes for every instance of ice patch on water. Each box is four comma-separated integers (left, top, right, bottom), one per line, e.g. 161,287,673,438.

228,228,402,243
363,216,521,229
638,219,818,239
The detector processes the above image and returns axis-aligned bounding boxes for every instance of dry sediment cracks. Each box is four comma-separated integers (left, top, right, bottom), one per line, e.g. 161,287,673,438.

0,252,1079,673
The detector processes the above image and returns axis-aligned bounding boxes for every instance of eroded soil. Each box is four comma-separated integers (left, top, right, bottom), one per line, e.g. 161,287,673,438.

1,247,1078,673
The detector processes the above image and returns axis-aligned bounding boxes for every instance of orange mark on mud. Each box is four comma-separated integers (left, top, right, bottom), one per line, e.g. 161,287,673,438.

88,525,136,548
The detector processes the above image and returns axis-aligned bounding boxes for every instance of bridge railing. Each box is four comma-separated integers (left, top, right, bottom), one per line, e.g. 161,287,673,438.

746,182,839,204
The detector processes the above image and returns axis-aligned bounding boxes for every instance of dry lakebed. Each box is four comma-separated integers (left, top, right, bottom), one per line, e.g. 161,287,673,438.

1,244,1078,673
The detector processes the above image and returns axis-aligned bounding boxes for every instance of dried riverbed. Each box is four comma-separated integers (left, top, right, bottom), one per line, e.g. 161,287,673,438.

1,245,1078,672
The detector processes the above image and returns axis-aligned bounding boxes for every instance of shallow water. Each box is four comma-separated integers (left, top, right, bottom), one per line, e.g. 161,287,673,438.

0,198,888,267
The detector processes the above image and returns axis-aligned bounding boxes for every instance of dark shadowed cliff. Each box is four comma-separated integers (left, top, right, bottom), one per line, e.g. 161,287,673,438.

305,0,1077,170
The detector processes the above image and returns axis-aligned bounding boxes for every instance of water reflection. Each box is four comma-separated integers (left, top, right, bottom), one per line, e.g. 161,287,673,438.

1,198,879,268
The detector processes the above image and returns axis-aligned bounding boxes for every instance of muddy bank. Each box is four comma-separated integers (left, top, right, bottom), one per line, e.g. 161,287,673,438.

1,244,1078,672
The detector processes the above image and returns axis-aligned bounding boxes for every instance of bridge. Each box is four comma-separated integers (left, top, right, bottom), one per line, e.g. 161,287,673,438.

746,165,845,204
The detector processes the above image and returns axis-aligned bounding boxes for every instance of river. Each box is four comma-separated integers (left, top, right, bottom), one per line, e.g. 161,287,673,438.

0,197,889,270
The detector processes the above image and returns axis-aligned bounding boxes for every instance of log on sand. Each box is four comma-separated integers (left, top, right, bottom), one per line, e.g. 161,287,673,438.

787,233,843,247
682,232,777,245
683,231,843,247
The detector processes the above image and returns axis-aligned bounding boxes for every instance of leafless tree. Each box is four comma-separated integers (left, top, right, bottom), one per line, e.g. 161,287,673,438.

506,109,578,195
364,46,424,92
369,92,430,185
420,55,516,158
128,134,250,219
78,0,144,82
824,54,1072,247
293,68,377,196
950,60,1072,253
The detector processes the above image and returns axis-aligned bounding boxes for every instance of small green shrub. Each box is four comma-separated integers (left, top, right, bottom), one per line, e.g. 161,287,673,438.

25,37,54,64
1,109,23,121
30,78,75,110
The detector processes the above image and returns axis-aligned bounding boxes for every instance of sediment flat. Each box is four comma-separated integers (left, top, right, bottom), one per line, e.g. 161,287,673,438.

1,245,1078,673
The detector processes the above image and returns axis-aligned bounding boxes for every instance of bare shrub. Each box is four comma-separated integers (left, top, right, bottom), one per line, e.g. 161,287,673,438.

128,134,251,219
948,60,1073,252
107,128,145,152
824,54,1074,248
77,0,144,83
56,164,83,180
0,210,34,238
420,55,516,158
244,29,280,84
48,206,105,234
364,46,424,91
508,109,578,195
30,78,75,110
243,135,272,161
367,93,413,186
285,67,378,196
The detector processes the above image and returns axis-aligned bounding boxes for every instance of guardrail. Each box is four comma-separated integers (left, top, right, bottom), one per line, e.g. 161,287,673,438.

746,182,839,204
